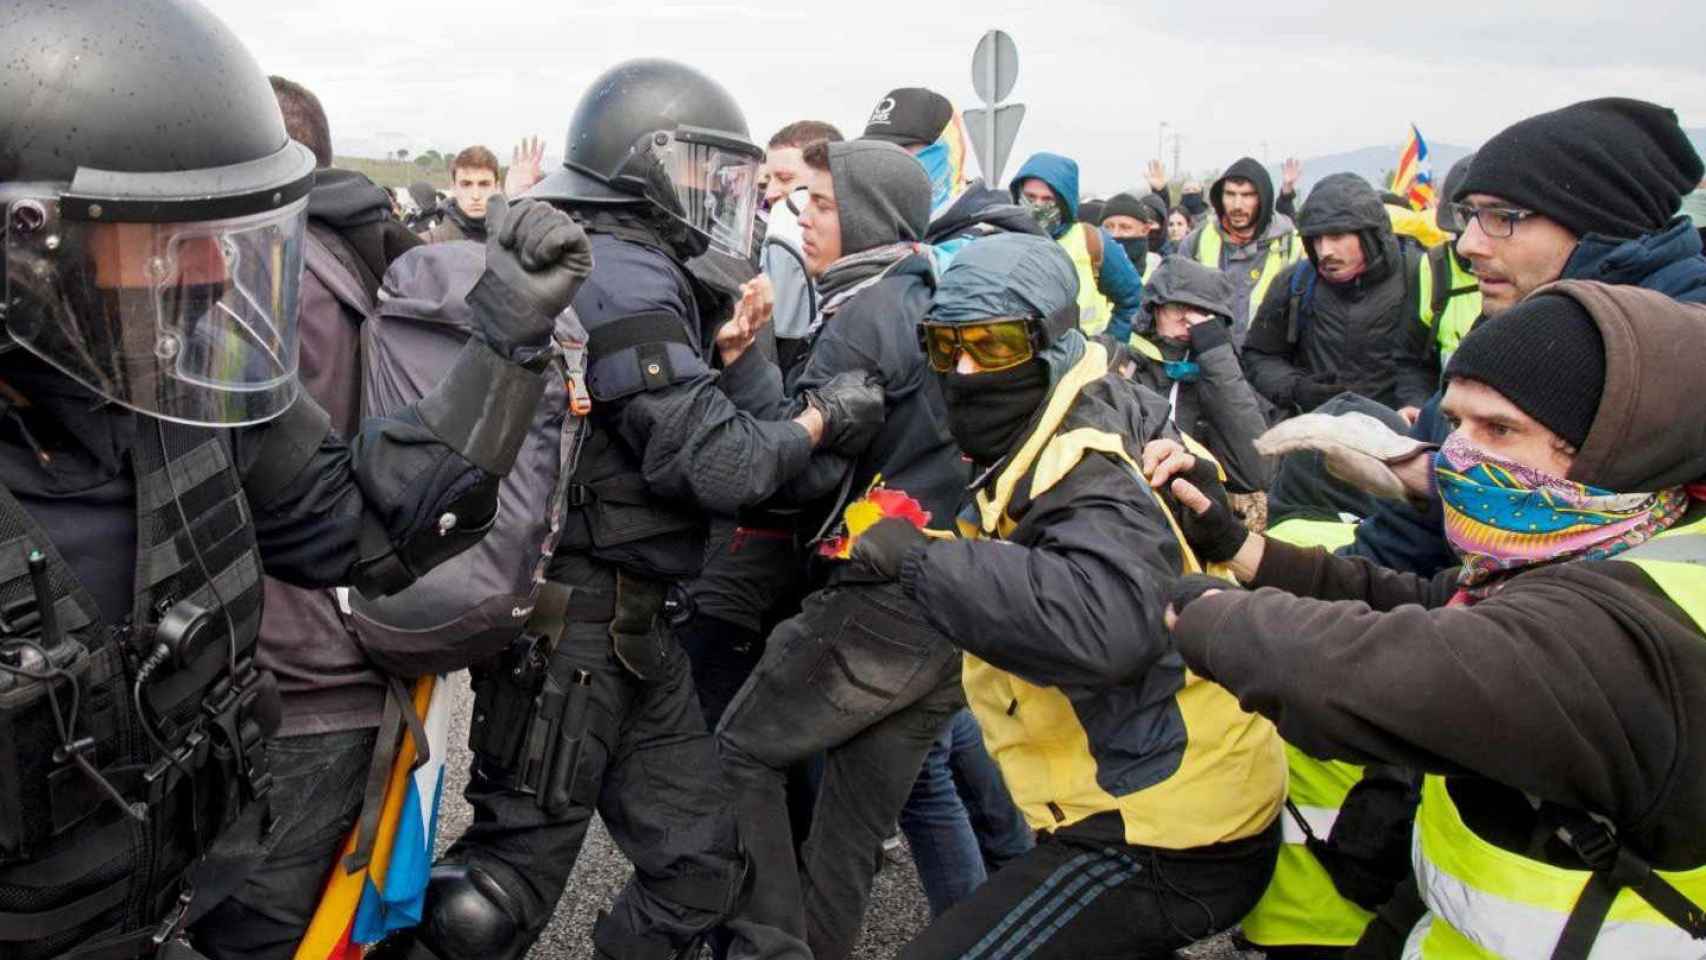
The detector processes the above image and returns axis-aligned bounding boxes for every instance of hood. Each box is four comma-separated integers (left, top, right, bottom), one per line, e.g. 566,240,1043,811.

930,232,1078,326
1561,217,1706,302
1539,280,1706,491
1297,172,1398,283
308,168,397,229
1209,156,1276,240
926,180,1045,244
828,140,931,254
1140,255,1235,322
1008,152,1081,233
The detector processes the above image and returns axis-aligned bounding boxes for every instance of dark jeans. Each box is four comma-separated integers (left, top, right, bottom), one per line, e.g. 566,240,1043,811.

447,620,745,959
900,820,1281,960
193,727,378,960
717,579,964,960
899,708,1034,917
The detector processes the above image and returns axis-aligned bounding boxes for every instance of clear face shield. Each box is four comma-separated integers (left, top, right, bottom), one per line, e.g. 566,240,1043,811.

2,191,307,427
621,127,763,259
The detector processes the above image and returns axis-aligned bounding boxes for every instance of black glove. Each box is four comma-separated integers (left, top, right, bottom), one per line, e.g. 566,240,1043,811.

467,194,594,363
803,372,886,455
1167,573,1239,617
1172,478,1250,564
1293,376,1349,411
1186,317,1233,353
850,516,927,581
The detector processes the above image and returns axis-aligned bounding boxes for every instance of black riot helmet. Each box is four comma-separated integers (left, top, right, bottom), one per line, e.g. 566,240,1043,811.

529,59,765,259
0,0,316,427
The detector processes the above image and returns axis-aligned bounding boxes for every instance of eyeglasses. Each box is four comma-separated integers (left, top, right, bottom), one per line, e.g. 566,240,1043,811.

1450,202,1537,239
917,317,1041,373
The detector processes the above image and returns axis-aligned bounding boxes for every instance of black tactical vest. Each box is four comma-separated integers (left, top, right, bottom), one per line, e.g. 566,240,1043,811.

0,422,271,959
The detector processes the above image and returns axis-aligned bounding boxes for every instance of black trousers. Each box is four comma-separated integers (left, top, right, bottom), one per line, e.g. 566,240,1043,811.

444,619,745,960
193,727,378,960
900,820,1280,960
717,579,964,960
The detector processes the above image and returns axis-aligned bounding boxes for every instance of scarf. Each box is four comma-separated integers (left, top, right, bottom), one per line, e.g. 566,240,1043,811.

940,360,1050,465
811,242,921,336
1436,432,1687,600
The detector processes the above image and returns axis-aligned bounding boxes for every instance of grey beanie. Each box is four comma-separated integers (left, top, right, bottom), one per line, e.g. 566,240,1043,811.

828,140,931,254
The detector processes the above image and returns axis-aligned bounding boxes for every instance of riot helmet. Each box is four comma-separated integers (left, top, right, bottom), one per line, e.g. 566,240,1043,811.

0,0,315,427
529,59,765,260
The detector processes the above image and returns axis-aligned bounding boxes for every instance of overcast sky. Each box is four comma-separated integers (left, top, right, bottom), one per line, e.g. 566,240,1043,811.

223,0,1706,195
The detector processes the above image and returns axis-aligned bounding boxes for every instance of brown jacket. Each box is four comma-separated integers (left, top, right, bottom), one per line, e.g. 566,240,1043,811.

1175,281,1706,870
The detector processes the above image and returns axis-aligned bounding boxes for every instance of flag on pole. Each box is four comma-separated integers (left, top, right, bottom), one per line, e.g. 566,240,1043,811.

293,675,450,960
1390,123,1436,210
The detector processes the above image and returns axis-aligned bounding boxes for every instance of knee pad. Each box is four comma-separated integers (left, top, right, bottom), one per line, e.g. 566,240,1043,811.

413,863,528,960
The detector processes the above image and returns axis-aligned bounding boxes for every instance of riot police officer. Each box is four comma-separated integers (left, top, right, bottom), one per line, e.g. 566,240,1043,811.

383,59,882,960
0,2,591,957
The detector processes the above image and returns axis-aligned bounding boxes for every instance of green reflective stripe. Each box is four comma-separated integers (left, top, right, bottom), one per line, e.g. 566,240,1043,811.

1247,235,1298,320
1244,843,1377,948
1267,518,1358,551
1435,252,1481,365
1284,742,1364,809
1195,224,1222,267
1623,559,1706,634
1416,250,1436,328
1060,224,1114,336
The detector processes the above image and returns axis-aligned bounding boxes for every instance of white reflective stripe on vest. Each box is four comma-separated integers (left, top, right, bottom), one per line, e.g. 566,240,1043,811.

1282,803,1339,846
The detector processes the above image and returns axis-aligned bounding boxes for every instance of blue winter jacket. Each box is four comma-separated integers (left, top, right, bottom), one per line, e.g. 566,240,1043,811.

1344,218,1706,576
1009,152,1144,343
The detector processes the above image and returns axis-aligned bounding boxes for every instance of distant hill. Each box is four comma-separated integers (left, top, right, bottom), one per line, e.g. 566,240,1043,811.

335,155,450,190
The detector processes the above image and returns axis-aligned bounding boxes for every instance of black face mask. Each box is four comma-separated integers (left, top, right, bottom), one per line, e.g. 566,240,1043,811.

1181,194,1207,218
1115,236,1149,266
940,360,1050,466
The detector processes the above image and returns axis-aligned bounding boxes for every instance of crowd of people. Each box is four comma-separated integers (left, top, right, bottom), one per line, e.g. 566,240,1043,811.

4,3,1706,960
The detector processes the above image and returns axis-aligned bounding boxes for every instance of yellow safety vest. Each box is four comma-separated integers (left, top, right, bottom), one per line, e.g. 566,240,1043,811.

1417,245,1482,368
1407,520,1706,959
1241,517,1381,950
1195,223,1303,323
958,341,1285,849
1058,223,1116,336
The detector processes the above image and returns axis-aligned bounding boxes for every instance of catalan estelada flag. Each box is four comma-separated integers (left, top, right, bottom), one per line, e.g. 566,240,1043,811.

1390,124,1436,210
293,675,450,960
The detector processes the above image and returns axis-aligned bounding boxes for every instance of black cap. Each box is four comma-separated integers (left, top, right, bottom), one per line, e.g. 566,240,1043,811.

1445,293,1605,449
1455,98,1704,241
863,87,953,146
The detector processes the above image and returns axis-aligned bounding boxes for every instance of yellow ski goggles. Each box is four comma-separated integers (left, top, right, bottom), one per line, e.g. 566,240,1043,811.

917,317,1041,373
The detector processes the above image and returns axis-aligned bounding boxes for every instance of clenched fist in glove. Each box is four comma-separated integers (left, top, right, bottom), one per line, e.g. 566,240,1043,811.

802,372,887,455
467,194,595,364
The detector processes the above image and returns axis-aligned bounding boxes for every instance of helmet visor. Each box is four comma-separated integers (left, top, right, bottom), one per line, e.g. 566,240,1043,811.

645,129,763,259
4,196,305,426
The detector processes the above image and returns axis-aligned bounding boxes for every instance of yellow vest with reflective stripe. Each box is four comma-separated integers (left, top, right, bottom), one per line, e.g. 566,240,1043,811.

1058,223,1116,336
1195,222,1303,322
1417,247,1483,367
1407,520,1706,959
1242,517,1379,948
957,341,1285,850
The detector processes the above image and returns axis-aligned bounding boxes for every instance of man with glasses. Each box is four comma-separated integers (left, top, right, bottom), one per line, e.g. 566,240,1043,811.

845,232,1284,960
713,138,970,960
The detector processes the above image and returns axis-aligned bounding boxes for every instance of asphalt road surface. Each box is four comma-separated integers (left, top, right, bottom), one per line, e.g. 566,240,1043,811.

433,672,1253,959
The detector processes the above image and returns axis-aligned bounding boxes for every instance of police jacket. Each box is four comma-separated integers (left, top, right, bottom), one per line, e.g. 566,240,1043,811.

555,229,817,583
719,253,968,538
901,335,1284,849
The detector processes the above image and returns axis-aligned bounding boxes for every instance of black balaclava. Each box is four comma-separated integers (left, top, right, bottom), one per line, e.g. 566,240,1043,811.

940,359,1050,465
1116,235,1149,267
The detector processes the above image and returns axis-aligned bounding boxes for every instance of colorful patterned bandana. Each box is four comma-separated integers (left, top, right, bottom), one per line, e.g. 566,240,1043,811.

1436,432,1687,598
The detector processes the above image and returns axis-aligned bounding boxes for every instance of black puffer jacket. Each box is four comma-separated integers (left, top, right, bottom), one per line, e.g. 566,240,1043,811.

1242,173,1435,413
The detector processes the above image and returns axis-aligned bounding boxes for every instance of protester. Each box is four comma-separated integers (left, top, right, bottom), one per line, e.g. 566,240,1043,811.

422,144,500,243
840,232,1283,960
1078,197,1106,225
1123,256,1273,492
714,138,967,960
1009,151,1145,340
1167,281,1706,959
1099,192,1165,280
1242,172,1437,420
1177,157,1304,341
861,87,1040,259
1168,205,1193,245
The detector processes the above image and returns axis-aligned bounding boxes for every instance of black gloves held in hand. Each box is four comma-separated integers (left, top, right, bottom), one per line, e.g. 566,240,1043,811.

803,372,886,455
467,194,595,362
1174,479,1250,564
850,516,927,581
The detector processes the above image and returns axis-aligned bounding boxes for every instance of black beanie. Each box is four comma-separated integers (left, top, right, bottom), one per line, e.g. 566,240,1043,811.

1099,192,1149,224
1445,293,1605,448
1455,98,1704,241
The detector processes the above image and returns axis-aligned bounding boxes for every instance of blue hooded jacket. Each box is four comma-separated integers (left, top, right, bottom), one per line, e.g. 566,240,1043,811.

1345,217,1706,577
1009,152,1144,343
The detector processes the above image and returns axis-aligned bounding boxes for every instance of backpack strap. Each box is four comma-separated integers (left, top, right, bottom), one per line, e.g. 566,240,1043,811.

1426,243,1451,319
1284,260,1317,345
1084,224,1104,277
1540,800,1706,960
